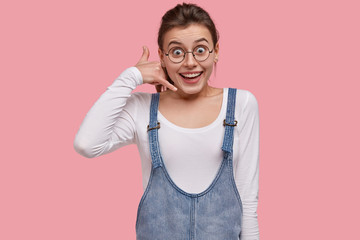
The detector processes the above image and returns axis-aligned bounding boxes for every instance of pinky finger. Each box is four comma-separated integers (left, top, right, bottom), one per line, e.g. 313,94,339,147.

161,79,177,91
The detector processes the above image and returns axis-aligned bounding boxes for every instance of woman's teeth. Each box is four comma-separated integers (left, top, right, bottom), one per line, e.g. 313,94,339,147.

180,72,202,79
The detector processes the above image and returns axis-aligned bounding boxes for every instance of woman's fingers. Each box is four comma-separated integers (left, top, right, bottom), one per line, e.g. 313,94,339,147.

149,74,177,91
158,78,177,91
137,46,150,64
135,62,163,84
159,67,177,91
135,46,177,91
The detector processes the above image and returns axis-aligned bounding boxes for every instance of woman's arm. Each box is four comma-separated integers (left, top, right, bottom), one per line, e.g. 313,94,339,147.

73,67,143,158
73,46,176,158
236,91,260,240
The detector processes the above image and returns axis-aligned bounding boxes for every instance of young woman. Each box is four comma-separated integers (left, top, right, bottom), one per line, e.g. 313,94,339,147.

74,3,260,240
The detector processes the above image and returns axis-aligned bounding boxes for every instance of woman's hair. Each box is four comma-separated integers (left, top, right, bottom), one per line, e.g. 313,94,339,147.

156,3,219,92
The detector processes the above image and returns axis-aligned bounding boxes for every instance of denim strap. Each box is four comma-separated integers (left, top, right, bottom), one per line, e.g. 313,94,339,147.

147,93,162,168
148,89,237,167
222,88,237,153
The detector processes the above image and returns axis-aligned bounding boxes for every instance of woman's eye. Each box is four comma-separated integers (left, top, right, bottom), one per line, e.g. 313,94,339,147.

172,49,183,56
195,46,206,54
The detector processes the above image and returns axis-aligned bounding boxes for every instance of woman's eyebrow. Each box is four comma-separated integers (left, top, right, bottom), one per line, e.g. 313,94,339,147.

168,40,182,48
167,38,209,48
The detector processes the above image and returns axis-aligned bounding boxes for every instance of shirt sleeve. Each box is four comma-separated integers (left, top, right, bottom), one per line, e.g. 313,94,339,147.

73,67,143,158
236,91,260,240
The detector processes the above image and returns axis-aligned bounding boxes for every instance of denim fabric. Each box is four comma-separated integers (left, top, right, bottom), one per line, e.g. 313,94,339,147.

136,88,242,240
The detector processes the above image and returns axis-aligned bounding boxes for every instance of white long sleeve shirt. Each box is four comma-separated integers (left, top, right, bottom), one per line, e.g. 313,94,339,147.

73,67,260,239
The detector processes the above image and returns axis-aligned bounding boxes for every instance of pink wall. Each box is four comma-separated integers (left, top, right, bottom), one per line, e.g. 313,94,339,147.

1,0,359,239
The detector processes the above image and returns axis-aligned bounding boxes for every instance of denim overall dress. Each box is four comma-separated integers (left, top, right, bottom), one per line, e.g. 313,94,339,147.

136,88,243,240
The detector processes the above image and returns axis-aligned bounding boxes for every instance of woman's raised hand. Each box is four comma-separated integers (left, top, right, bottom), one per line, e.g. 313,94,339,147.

135,46,177,91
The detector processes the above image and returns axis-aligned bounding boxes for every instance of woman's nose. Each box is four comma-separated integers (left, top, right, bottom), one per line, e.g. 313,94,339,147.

183,52,197,67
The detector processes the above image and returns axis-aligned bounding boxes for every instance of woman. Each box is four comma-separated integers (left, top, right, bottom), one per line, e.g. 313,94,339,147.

74,3,259,240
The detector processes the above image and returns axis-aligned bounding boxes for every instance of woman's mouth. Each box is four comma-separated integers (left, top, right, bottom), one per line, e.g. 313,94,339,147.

179,72,203,84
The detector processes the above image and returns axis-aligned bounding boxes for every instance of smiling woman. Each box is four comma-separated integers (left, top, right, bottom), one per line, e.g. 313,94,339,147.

157,24,219,96
73,3,260,240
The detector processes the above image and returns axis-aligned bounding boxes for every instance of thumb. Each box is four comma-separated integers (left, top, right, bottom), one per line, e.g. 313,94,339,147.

138,46,150,63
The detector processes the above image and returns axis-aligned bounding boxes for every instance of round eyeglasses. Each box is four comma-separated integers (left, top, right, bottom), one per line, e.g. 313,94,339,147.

164,45,214,63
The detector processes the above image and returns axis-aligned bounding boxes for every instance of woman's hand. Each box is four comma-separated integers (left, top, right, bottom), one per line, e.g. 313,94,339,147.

135,46,177,91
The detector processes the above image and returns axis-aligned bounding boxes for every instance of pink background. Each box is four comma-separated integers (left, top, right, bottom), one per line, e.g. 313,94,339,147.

1,0,359,239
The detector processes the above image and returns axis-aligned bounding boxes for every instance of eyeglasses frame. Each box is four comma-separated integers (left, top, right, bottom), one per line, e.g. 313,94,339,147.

164,45,214,64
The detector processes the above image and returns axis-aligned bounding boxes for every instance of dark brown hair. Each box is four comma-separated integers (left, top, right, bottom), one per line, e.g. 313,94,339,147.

156,3,219,92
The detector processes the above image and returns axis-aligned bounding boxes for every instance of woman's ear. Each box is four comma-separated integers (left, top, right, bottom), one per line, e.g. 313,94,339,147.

214,42,219,62
158,48,165,67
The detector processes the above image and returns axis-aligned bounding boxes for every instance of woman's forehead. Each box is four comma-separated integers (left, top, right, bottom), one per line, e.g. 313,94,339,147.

163,24,213,47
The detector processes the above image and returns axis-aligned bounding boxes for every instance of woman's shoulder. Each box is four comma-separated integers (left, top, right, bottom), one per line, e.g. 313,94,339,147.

235,88,258,102
230,88,259,115
130,91,152,101
123,91,153,113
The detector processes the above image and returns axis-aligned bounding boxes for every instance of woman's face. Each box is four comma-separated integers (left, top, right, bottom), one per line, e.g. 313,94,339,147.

159,24,219,95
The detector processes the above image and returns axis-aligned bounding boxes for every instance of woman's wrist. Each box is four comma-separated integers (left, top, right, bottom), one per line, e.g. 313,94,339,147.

129,66,143,85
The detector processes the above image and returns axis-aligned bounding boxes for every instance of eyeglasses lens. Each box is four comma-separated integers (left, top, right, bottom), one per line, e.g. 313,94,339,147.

168,46,210,63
